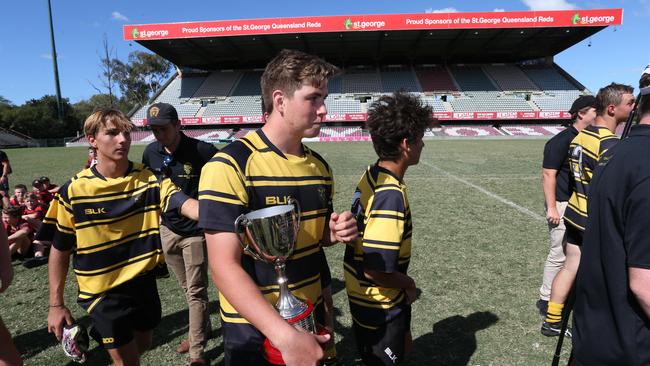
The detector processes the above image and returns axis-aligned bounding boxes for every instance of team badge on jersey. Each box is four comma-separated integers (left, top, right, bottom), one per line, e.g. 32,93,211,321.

317,186,328,207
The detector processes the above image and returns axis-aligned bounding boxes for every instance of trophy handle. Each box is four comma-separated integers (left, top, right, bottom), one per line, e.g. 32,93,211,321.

234,214,263,261
287,197,301,234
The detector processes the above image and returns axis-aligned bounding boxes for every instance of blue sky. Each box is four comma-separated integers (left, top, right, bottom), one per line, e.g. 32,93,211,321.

1,0,648,105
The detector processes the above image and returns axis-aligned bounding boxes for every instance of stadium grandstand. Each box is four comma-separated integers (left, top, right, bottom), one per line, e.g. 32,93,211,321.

0,127,36,148
63,9,623,145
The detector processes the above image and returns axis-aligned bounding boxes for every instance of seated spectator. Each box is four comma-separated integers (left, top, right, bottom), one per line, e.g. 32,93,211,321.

32,179,53,207
9,184,28,207
39,176,59,195
22,193,50,266
0,149,12,209
23,194,45,227
3,206,34,259
84,146,98,169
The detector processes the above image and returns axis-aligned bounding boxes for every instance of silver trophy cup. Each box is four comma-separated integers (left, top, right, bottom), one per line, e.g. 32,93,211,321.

234,198,316,334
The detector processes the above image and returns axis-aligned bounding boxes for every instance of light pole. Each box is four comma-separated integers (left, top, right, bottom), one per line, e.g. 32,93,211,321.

47,0,64,124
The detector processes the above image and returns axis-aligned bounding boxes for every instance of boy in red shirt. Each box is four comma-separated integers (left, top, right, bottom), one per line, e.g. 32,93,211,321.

3,206,34,258
32,179,53,207
23,193,46,222
9,184,28,207
39,176,59,195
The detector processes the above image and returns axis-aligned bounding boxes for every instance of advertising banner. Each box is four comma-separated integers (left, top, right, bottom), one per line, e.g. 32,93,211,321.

496,112,519,119
124,9,622,41
202,117,220,124
345,113,368,121
181,117,202,125
243,115,264,123
433,112,454,120
221,116,244,124
194,111,571,125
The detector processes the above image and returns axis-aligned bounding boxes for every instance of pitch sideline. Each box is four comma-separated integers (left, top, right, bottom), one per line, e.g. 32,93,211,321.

421,160,545,222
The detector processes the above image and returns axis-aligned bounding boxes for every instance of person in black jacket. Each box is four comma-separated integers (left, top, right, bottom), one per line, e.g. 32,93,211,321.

571,72,650,365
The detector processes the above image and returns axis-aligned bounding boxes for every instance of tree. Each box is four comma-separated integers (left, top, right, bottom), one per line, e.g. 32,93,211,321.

90,35,120,107
0,96,13,107
114,51,173,108
72,94,120,122
0,96,15,131
3,96,81,138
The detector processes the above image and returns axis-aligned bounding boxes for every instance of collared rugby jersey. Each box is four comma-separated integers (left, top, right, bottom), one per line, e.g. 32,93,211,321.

42,162,187,300
198,129,333,325
344,164,412,328
564,125,618,231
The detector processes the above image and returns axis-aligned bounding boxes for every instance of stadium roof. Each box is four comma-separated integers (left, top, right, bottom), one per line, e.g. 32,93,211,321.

124,9,622,69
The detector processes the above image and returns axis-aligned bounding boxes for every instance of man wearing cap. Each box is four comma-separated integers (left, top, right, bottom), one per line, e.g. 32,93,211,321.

39,176,59,195
536,95,596,320
541,83,635,337
32,179,53,208
142,102,217,366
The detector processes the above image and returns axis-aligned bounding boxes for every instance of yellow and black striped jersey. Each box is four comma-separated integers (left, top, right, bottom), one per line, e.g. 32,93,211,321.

42,162,187,300
564,125,618,231
344,164,412,328
198,129,333,325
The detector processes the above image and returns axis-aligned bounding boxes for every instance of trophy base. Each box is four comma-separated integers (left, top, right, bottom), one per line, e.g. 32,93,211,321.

263,324,329,365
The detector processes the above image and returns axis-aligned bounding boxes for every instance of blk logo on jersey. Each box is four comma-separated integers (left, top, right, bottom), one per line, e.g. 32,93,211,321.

265,196,292,205
384,347,398,364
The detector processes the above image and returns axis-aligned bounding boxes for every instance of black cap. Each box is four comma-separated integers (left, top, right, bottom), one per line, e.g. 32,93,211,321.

569,95,597,114
39,176,49,183
146,103,179,126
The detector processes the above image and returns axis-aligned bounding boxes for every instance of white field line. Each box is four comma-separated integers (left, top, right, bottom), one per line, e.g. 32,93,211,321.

335,174,538,180
421,161,545,222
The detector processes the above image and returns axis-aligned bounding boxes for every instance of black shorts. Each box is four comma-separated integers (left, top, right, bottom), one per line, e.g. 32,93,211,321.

0,180,8,193
352,306,412,366
320,248,332,288
78,273,161,349
566,224,583,247
221,299,327,366
221,322,269,366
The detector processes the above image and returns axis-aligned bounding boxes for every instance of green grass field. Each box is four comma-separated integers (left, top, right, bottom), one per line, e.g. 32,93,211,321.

0,139,568,365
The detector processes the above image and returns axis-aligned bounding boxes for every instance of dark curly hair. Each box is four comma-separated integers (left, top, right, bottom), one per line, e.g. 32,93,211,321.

366,91,434,160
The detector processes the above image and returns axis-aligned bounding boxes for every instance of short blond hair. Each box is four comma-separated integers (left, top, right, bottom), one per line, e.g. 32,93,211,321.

84,109,134,137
